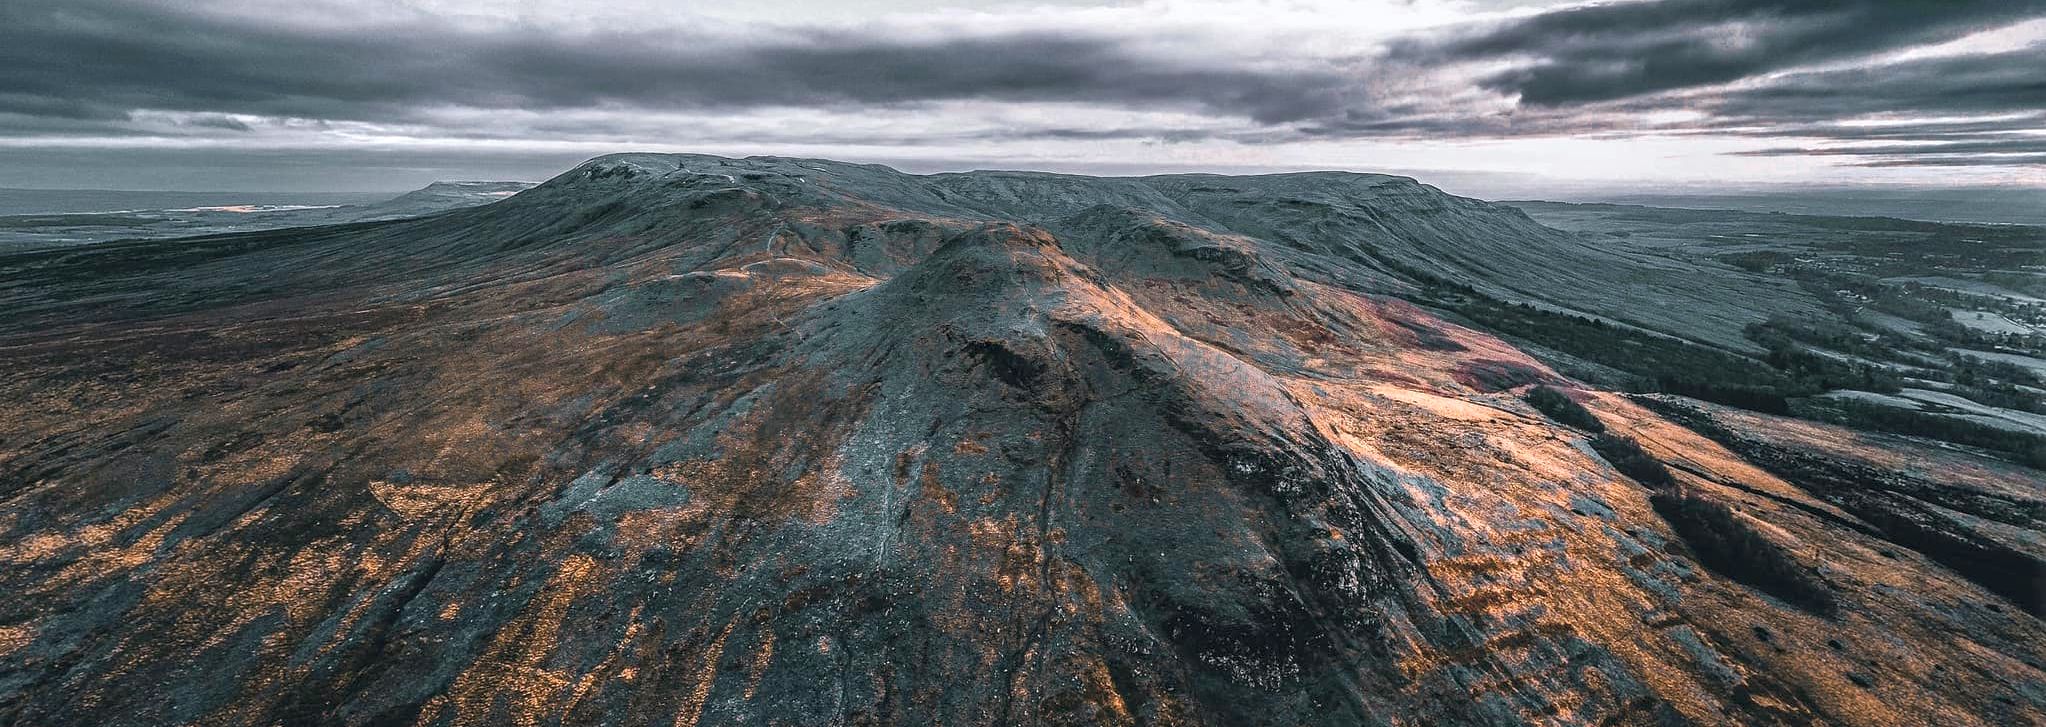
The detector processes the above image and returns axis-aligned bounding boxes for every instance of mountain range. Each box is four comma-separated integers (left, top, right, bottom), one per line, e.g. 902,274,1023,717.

0,153,2039,726
0,181,535,250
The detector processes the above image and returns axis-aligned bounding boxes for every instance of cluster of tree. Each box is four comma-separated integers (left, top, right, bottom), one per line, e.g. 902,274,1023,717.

1452,298,1808,412
1944,356,2046,415
1742,312,2044,455
1744,320,1904,394
1924,316,2045,353
1860,282,2044,349
1745,315,1905,360
1794,398,2046,469
1952,354,2044,388
1763,346,1904,394
1649,490,1838,614
1523,386,1604,432
1807,275,1950,324
1746,317,2043,416
1784,272,2043,352
1949,381,2045,415
1718,250,1792,273
1587,433,1672,487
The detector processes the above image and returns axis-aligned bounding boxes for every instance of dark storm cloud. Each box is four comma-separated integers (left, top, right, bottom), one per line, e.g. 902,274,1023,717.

1415,0,2046,105
0,0,1363,134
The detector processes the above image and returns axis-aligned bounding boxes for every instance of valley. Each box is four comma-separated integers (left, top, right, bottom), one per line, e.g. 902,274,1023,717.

1514,202,2046,463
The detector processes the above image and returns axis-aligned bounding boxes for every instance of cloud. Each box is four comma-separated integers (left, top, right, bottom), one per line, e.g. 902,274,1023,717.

1735,138,2046,158
1414,0,2044,105
1705,45,2046,122
1729,137,2046,168
1698,117,2046,142
0,0,1375,133
1850,153,2046,168
0,0,2042,181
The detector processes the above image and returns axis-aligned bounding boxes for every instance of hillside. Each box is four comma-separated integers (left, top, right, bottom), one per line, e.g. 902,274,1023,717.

0,154,2039,726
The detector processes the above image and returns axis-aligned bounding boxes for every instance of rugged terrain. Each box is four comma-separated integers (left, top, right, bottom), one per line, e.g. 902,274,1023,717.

0,154,2040,726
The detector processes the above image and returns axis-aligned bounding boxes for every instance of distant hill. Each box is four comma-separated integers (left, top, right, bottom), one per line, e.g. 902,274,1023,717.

0,187,383,216
1591,187,2046,226
0,180,535,250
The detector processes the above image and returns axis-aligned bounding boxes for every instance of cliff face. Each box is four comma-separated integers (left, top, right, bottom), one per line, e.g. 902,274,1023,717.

0,154,2039,726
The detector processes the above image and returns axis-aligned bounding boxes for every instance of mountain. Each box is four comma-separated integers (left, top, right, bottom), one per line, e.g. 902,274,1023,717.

0,154,2039,726
0,180,536,250
0,188,388,217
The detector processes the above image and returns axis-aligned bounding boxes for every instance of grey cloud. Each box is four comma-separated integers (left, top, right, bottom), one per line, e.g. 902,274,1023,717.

1706,45,2046,121
0,0,1367,134
1851,153,2046,168
1678,44,2046,165
183,116,255,133
1,0,2043,175
1698,117,2046,142
1734,139,2046,158
1278,2,2046,156
1415,0,2045,105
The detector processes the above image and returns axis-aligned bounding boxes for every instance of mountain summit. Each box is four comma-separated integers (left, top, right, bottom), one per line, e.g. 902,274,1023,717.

0,154,2039,726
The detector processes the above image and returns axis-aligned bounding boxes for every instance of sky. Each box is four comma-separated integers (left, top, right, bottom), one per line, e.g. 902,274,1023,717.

2,0,2044,193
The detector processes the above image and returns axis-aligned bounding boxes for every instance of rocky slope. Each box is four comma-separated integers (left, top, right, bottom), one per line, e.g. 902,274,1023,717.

0,154,2039,726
